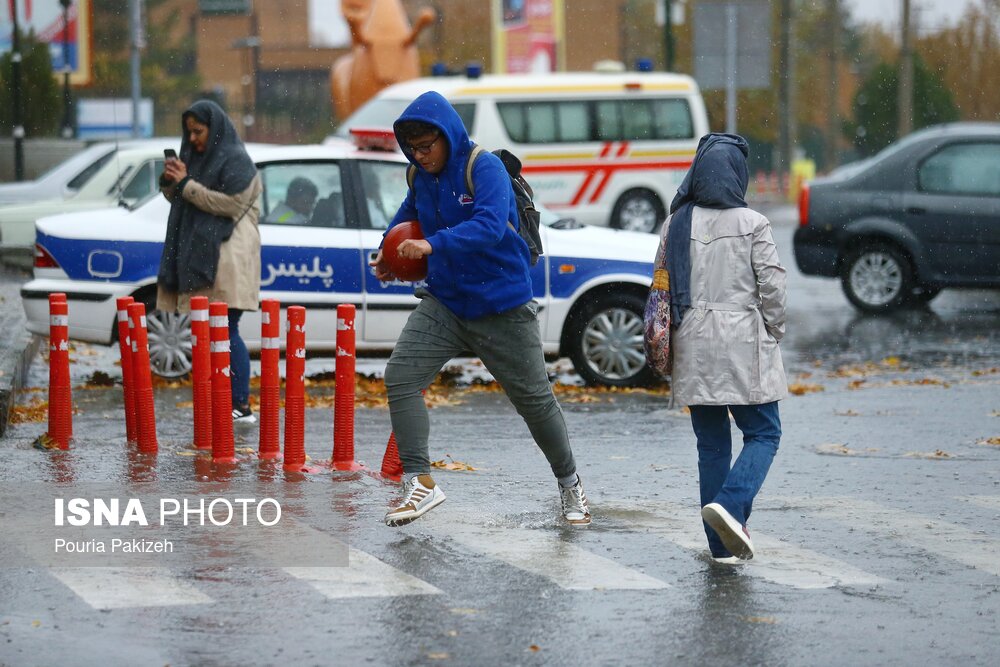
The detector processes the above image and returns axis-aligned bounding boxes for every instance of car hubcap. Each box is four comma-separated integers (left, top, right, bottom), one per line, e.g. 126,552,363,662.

850,252,903,306
618,197,657,233
146,310,193,378
581,307,646,381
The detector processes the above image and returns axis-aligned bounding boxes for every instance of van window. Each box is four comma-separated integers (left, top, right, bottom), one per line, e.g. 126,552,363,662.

497,97,694,144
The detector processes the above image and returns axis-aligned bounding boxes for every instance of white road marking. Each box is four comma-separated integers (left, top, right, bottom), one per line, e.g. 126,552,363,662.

278,521,440,598
617,502,885,589
284,548,442,599
957,495,1000,511
51,567,213,610
443,523,669,591
797,497,1000,578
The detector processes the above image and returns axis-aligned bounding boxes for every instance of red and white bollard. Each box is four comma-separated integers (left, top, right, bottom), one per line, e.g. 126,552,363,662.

380,432,404,480
283,306,307,472
127,302,158,454
333,304,361,470
115,297,137,443
209,302,235,463
47,293,72,450
190,296,212,451
259,299,282,460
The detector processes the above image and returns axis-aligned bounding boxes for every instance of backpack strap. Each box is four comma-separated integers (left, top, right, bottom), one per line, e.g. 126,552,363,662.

407,144,485,195
465,144,485,197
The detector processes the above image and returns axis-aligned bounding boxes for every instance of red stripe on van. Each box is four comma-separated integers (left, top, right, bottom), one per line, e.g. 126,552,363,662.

571,171,599,207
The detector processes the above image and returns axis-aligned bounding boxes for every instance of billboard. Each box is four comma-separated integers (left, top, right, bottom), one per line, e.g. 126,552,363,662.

491,0,564,74
0,0,92,85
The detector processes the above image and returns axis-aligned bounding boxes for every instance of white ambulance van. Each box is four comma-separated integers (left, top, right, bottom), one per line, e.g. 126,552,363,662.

334,70,708,233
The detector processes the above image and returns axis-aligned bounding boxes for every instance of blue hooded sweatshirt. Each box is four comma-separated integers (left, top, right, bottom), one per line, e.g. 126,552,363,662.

387,91,532,320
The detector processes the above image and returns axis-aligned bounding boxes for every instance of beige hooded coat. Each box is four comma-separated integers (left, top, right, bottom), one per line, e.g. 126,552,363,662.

156,175,262,314
667,206,788,406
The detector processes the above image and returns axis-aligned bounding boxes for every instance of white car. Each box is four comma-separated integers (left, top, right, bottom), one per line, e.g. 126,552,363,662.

21,141,659,387
0,145,176,250
0,139,174,206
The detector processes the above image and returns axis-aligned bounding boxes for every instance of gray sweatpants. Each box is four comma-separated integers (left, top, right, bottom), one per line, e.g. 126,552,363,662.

384,295,577,480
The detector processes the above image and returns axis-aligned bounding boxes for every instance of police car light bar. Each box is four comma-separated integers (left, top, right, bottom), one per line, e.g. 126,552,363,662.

349,128,400,152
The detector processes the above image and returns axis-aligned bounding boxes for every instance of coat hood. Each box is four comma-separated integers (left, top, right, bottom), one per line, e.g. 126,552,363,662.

392,91,473,171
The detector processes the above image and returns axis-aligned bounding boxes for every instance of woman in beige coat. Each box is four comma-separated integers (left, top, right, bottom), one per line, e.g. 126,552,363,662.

662,133,787,563
158,100,262,423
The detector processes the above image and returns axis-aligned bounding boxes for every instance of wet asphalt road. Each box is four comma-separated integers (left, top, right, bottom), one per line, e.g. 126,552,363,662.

1,206,998,666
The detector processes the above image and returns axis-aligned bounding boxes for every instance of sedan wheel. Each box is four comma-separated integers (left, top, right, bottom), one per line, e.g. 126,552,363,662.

145,309,193,378
568,293,655,387
841,244,913,313
611,190,663,234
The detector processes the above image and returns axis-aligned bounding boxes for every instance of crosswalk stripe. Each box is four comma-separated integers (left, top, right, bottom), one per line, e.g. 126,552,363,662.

958,495,1000,511
442,524,669,591
798,497,1000,578
278,521,441,599
51,567,213,610
284,548,443,599
612,502,885,589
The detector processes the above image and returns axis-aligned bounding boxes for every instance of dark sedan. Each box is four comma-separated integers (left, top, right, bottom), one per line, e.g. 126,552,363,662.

794,123,1000,312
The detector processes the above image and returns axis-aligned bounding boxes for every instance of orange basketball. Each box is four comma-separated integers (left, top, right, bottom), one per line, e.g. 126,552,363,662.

382,221,428,281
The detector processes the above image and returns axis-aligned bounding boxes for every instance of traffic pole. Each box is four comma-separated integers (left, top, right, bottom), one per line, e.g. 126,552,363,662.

380,431,404,480
283,306,307,472
114,297,137,443
46,293,72,450
259,299,281,460
209,302,235,463
332,303,361,470
190,296,212,451
127,302,158,454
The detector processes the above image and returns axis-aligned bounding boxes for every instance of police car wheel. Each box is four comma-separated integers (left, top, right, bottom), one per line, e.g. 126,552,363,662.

145,309,194,378
568,293,656,387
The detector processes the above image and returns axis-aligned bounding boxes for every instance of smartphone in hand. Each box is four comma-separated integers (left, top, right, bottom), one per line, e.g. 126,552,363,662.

160,149,178,187
163,148,177,160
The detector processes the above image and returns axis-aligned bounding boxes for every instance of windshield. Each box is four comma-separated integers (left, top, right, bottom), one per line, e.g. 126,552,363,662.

335,98,411,137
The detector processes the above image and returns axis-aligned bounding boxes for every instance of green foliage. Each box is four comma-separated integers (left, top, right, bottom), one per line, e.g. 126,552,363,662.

848,56,960,157
0,30,62,136
86,0,201,135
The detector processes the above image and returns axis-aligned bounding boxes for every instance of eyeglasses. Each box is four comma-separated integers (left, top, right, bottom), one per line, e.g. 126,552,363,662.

407,135,440,156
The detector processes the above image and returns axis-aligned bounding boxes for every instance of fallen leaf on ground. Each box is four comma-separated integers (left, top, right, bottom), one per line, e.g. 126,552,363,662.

431,455,478,472
788,382,824,395
904,449,952,459
834,409,860,416
815,443,879,456
744,616,777,624
977,437,1000,446
11,398,48,424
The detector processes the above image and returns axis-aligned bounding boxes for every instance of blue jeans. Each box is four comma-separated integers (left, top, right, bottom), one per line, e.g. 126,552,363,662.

690,402,781,558
228,309,250,409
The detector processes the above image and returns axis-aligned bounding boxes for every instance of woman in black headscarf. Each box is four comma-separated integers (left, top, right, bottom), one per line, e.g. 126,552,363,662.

158,99,262,424
660,133,788,563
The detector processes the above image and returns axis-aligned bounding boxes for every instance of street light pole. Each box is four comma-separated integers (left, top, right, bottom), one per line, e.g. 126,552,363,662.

10,0,25,180
59,0,73,139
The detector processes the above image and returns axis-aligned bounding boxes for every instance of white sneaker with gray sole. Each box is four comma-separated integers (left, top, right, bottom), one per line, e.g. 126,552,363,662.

701,502,754,559
385,474,446,527
559,477,591,526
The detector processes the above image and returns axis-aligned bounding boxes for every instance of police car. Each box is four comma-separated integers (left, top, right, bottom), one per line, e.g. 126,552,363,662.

21,140,659,387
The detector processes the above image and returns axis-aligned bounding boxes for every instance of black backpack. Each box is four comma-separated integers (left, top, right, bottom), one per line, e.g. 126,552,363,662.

406,145,543,266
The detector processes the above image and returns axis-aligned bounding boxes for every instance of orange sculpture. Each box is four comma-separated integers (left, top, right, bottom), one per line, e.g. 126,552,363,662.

332,0,436,121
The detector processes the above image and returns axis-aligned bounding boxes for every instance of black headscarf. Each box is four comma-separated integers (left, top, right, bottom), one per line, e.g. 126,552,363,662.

666,133,749,325
157,100,258,293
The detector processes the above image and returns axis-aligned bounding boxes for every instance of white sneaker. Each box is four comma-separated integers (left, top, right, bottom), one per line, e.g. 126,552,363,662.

711,555,746,565
385,474,446,526
559,476,591,526
232,406,256,424
701,503,754,559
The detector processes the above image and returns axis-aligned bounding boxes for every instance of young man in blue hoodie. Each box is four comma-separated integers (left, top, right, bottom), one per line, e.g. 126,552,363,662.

370,91,590,528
